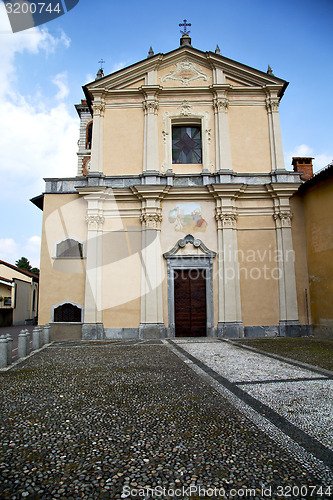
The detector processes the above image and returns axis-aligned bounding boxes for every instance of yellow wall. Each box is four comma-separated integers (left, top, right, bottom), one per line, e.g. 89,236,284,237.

301,177,333,333
290,195,311,326
39,193,86,325
102,217,141,328
103,107,144,175
229,105,271,173
237,216,280,326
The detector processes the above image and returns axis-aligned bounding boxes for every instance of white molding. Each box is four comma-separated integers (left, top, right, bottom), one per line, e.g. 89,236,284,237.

51,300,84,323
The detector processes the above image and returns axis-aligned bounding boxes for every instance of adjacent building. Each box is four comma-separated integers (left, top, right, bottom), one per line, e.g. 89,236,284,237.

0,260,39,327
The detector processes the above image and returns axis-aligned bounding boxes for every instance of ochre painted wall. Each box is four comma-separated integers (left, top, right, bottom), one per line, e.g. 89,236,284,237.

39,193,87,325
228,105,271,173
290,195,311,326
103,107,144,176
237,216,280,326
301,178,333,334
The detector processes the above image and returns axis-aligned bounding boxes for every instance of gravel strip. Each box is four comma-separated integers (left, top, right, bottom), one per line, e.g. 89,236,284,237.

0,343,332,499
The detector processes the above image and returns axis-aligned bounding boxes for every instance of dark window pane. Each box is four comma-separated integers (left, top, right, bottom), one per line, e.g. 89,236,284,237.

172,126,202,164
54,303,81,322
86,122,93,150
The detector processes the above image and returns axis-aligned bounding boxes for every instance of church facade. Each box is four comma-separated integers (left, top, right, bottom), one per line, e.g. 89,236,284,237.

35,32,311,340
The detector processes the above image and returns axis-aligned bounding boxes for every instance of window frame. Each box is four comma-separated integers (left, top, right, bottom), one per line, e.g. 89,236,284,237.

51,301,83,323
161,111,212,172
172,124,202,165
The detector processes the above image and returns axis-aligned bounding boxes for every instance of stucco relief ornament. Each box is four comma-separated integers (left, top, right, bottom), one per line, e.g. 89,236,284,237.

266,98,280,113
178,100,192,116
213,98,229,113
92,102,105,117
160,61,210,86
85,215,105,228
273,211,293,227
162,130,168,143
140,213,163,229
216,212,238,228
143,100,159,114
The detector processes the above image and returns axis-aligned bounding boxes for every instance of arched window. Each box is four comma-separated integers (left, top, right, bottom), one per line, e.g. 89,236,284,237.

56,238,84,258
54,303,82,322
86,121,93,150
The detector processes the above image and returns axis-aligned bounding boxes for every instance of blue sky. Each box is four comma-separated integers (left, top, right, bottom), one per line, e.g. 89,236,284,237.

0,0,332,268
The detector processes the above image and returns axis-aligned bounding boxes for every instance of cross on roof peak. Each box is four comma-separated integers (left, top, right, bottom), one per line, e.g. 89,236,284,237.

179,19,191,35
98,59,105,70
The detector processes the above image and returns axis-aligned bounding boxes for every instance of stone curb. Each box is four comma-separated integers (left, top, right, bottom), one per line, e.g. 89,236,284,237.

225,339,333,378
0,342,54,372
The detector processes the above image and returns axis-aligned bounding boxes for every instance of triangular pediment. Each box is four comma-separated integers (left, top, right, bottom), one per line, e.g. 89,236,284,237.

84,45,287,97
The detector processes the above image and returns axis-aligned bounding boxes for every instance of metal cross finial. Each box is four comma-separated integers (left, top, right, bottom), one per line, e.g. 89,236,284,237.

98,58,105,70
179,19,191,35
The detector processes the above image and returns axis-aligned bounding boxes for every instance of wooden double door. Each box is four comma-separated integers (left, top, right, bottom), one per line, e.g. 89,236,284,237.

174,269,207,337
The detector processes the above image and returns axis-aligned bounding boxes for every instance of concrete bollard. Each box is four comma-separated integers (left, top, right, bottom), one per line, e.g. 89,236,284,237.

43,324,51,344
32,327,41,351
6,334,13,365
18,331,27,358
0,336,8,368
24,329,31,353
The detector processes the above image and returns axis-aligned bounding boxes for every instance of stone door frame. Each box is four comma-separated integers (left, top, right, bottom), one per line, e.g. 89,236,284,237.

163,234,216,338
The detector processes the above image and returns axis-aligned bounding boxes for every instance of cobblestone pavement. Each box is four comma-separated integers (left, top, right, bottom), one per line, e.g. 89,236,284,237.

0,339,332,499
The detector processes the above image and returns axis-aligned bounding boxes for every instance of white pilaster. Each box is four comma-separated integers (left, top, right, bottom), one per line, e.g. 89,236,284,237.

213,86,233,172
90,96,105,173
273,208,299,323
131,186,169,337
266,87,285,171
209,185,243,337
141,86,160,172
83,194,105,328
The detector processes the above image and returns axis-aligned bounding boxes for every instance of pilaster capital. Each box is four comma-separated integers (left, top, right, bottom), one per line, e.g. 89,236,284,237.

85,214,105,230
215,211,238,229
213,97,229,113
140,212,163,230
273,210,293,228
92,102,105,117
143,100,159,114
265,97,280,113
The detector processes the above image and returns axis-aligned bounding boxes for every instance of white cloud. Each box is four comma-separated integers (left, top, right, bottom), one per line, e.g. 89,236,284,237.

0,239,19,264
0,2,78,205
53,72,70,100
0,236,41,268
0,3,71,99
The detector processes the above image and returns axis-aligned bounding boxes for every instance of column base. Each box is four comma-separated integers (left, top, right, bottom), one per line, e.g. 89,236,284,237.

279,320,302,337
217,322,244,339
139,323,167,339
82,323,104,340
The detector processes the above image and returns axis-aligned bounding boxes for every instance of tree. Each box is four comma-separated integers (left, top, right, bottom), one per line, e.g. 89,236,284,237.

15,257,40,276
31,267,40,276
15,257,32,272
